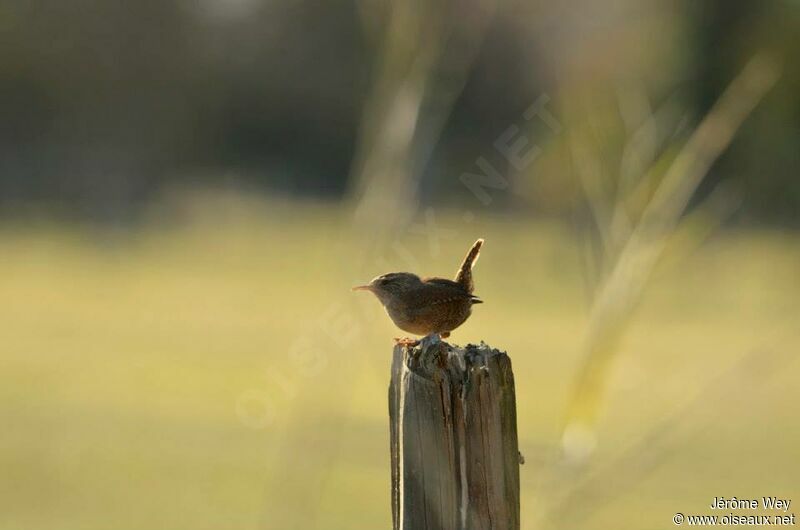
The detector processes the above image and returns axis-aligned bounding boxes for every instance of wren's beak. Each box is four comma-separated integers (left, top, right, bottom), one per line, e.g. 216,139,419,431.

351,284,373,291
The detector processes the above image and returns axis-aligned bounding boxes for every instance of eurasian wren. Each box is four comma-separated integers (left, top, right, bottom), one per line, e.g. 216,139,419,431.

353,238,484,343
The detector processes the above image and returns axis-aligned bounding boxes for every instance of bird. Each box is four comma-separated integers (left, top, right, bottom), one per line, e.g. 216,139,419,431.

352,238,484,345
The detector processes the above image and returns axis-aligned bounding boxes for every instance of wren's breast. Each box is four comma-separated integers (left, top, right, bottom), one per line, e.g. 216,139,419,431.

384,300,472,336
383,304,432,335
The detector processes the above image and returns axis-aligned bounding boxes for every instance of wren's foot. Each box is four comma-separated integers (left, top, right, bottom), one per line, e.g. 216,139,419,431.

439,331,450,339
393,337,420,347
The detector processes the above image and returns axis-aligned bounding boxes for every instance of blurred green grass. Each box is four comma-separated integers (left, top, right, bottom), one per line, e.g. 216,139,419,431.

1,198,799,530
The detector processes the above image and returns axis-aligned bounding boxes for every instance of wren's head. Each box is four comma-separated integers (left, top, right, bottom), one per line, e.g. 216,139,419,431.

352,272,422,306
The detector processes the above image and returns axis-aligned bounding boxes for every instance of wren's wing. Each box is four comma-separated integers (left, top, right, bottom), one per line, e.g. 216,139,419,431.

408,277,481,332
420,277,482,305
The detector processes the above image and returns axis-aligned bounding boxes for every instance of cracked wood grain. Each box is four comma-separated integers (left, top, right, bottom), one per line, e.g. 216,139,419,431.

389,339,520,530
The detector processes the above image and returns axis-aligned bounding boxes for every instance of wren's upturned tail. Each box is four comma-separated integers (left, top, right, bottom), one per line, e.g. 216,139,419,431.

352,238,484,342
455,238,482,293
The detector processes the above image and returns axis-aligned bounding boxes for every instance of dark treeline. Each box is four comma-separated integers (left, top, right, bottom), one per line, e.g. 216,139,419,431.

1,0,797,223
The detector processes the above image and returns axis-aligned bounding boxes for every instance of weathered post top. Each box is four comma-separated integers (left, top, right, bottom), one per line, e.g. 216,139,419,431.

389,336,520,530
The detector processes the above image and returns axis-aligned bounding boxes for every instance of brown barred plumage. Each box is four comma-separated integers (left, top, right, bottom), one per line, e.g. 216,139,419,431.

352,239,485,341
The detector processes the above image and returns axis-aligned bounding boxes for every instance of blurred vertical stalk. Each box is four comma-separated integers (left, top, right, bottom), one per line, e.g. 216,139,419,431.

348,0,495,261
562,54,781,462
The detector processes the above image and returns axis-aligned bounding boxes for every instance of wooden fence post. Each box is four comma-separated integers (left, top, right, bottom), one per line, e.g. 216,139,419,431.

389,336,521,530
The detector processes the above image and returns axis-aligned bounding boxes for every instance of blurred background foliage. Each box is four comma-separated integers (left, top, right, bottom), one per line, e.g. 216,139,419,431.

1,1,799,529
1,0,799,223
